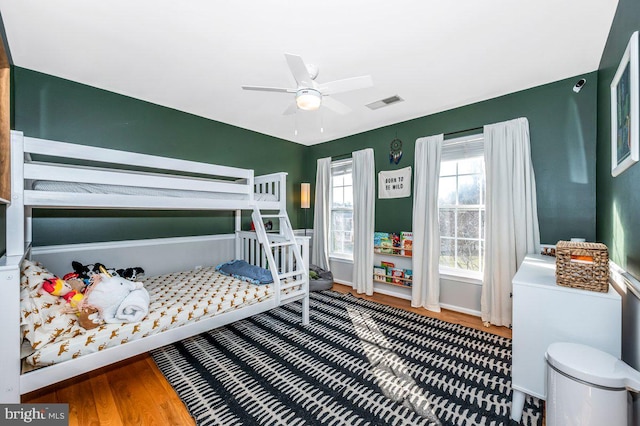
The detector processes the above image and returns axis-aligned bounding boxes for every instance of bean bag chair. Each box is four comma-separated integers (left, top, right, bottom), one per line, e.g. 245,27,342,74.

308,264,333,291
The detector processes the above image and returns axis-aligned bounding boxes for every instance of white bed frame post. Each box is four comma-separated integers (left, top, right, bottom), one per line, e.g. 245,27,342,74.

0,256,22,403
7,131,25,257
299,233,310,325
234,209,242,260
1,130,27,403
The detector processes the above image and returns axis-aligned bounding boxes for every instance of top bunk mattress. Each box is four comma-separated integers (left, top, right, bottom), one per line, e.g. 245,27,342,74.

31,180,278,201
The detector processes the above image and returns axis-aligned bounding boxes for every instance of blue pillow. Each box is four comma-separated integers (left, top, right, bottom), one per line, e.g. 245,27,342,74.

215,260,273,285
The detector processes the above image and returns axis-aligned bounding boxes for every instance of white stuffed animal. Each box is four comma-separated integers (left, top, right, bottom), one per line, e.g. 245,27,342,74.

83,273,143,324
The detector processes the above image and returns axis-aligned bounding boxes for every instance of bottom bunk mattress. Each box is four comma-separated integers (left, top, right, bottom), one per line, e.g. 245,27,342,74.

20,263,295,368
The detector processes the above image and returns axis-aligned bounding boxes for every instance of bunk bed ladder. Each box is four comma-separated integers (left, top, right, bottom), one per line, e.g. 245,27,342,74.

251,207,308,309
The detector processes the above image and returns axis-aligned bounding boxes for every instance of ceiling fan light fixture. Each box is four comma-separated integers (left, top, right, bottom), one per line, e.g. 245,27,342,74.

296,89,322,111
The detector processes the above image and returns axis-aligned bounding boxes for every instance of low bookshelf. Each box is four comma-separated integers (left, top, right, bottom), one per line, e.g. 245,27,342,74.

373,247,412,289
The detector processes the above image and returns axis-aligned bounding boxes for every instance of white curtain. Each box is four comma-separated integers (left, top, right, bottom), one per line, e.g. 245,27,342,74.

312,157,331,270
352,148,375,295
482,117,540,326
412,135,443,311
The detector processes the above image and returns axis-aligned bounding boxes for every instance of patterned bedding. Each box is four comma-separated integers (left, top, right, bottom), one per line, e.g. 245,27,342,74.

22,266,289,368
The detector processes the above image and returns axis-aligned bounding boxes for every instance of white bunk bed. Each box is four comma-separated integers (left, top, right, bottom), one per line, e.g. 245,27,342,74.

0,131,310,403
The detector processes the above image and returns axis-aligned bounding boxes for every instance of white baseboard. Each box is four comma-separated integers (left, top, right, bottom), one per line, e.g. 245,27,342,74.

373,284,411,300
332,278,352,286
371,286,481,318
440,303,481,318
333,277,481,317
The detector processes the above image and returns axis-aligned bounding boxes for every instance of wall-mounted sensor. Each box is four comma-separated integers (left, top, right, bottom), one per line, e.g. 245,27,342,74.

573,78,586,93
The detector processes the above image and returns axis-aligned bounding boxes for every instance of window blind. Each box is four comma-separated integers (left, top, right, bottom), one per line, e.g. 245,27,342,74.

441,134,484,162
331,158,353,175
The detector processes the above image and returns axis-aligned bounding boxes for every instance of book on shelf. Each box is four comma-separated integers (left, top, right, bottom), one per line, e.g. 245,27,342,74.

372,262,413,287
373,232,389,253
380,261,395,282
380,262,396,283
373,266,386,281
404,269,413,281
373,232,388,247
374,231,405,254
391,268,404,284
400,231,413,256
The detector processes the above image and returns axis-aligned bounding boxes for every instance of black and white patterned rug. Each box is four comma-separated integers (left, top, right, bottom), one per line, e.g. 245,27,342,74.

151,290,542,426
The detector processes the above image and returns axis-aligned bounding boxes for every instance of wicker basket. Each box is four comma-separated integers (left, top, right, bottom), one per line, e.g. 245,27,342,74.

555,241,609,292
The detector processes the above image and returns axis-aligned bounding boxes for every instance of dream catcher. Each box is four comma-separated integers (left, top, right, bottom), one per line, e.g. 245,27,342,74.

389,136,403,164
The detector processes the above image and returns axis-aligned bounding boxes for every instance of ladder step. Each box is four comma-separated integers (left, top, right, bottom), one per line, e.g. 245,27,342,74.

278,270,304,280
280,279,305,291
280,287,307,300
261,214,286,218
270,241,294,248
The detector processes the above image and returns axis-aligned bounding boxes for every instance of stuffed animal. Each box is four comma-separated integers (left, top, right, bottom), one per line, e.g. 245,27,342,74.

41,277,84,309
62,272,88,293
80,273,143,324
41,277,100,329
71,261,109,284
115,267,145,281
72,261,144,282
75,307,102,330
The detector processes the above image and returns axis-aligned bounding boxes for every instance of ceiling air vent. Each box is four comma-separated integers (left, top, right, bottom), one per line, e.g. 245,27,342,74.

366,95,404,110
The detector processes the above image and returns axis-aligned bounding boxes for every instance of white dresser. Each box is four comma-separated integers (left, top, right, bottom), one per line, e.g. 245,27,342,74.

510,254,621,421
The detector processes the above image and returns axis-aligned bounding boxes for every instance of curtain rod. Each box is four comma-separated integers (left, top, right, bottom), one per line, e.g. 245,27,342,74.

328,126,482,158
331,153,352,161
444,126,483,137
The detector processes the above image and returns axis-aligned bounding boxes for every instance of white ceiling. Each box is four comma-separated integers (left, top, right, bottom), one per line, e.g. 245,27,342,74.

0,1,619,146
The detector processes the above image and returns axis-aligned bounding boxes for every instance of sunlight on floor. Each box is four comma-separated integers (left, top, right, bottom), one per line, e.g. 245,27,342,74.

347,306,442,424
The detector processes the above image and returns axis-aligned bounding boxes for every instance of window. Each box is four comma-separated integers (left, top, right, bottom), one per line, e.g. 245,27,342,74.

330,159,353,259
438,135,485,276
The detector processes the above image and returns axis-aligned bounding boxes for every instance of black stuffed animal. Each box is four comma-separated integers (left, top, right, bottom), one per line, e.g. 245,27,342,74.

72,261,144,281
71,261,120,280
71,261,107,282
115,267,145,281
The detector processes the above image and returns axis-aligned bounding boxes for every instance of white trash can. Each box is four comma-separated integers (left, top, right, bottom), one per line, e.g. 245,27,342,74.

546,342,640,426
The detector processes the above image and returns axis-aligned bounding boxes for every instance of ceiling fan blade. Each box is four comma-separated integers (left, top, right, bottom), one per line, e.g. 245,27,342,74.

322,96,352,115
282,102,298,115
285,53,313,88
241,85,296,93
320,75,373,95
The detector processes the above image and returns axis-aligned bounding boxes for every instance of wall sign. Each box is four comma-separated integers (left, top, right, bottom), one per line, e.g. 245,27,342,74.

378,166,411,199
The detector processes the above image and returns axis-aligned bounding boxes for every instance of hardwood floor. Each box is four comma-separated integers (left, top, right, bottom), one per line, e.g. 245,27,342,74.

331,283,512,339
23,354,195,426
23,285,512,425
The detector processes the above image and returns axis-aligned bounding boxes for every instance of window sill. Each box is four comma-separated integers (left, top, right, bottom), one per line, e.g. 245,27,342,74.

329,255,354,264
439,268,483,286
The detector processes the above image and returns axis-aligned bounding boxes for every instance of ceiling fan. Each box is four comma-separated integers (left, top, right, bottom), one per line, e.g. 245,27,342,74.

241,53,373,115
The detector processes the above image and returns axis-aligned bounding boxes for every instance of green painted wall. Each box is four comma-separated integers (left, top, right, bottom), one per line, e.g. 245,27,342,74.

1,66,600,250
596,0,640,280
306,73,598,244
12,67,306,246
